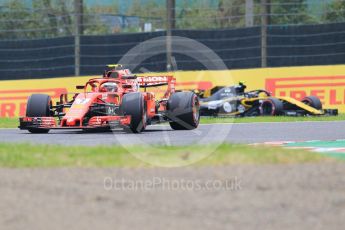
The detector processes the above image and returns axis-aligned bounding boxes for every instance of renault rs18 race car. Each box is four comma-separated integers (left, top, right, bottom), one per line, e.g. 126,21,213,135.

199,82,338,117
19,64,200,133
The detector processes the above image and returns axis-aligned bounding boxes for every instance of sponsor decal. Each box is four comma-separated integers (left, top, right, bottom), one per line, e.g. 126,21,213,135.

0,88,67,117
266,76,345,105
75,98,91,105
137,76,169,84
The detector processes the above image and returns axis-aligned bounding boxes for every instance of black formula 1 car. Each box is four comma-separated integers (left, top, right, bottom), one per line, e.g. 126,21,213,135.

199,83,338,117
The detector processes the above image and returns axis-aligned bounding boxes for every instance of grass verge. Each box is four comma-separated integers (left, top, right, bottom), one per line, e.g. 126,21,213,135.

0,143,333,168
0,118,19,128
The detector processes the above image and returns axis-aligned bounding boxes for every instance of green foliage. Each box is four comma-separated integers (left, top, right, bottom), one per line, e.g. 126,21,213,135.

83,2,121,35
174,0,318,29
216,0,246,28
0,0,38,39
126,0,165,31
0,0,74,39
0,0,123,38
176,0,245,29
1,0,344,38
90,3,120,14
268,0,317,25
176,0,217,29
322,0,345,23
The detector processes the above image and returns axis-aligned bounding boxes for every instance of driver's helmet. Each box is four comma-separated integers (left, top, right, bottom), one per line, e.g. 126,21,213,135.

101,82,118,92
235,82,246,94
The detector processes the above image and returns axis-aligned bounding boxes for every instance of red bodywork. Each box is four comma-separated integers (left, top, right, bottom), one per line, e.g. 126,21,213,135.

19,67,176,130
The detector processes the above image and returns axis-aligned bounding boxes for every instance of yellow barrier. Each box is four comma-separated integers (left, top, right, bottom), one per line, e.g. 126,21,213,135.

1,65,345,117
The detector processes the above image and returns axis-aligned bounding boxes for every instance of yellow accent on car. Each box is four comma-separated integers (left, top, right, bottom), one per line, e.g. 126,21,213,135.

107,64,123,68
276,96,323,115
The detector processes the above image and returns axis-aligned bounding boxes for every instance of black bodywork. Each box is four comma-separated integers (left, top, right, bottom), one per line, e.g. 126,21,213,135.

199,83,338,117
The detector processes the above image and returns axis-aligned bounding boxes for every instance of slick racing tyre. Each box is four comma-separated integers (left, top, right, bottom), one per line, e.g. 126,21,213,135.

120,92,147,133
260,98,283,116
167,91,200,130
301,96,322,110
26,94,52,133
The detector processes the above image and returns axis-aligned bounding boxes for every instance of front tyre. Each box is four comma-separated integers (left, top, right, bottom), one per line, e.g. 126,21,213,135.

260,98,283,116
120,92,147,133
26,94,52,134
167,92,200,130
301,96,322,110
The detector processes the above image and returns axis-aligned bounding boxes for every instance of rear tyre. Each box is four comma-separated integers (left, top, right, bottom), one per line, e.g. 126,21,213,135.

120,92,146,133
301,96,322,110
167,92,200,130
260,98,283,116
26,94,52,133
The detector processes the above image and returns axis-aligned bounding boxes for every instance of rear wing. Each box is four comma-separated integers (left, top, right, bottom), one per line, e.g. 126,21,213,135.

137,76,174,87
137,76,176,98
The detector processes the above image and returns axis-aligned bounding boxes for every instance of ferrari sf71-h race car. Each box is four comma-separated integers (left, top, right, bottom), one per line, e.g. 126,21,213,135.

199,83,338,117
19,65,200,133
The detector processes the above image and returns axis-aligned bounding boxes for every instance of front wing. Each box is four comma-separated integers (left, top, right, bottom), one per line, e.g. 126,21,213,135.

19,116,132,130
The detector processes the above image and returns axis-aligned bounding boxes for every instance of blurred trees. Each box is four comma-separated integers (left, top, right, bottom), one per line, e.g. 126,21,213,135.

176,0,245,29
0,0,42,39
176,0,218,29
0,0,344,40
322,0,345,23
126,0,165,32
268,0,316,25
217,0,246,28
0,0,75,39
175,0,317,29
0,0,120,39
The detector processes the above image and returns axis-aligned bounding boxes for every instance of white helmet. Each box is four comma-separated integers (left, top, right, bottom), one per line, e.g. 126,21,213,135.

102,82,118,92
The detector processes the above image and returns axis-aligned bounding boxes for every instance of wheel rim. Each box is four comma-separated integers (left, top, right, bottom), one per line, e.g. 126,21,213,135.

261,101,274,115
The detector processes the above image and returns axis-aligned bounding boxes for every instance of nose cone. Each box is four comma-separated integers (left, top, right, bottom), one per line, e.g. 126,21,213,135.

62,117,81,127
62,93,98,127
66,118,77,126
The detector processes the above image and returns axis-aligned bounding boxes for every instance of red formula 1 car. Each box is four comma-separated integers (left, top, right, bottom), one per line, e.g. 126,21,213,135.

19,65,200,133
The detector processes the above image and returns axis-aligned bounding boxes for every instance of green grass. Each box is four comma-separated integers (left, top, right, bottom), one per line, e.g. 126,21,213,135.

0,118,19,128
0,142,333,168
2,115,344,129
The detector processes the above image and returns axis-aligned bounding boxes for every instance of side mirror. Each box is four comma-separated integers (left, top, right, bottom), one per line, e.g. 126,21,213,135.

76,85,84,90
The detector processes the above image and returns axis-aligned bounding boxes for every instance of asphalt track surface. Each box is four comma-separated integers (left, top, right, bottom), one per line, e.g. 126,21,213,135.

1,121,345,146
1,164,345,230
